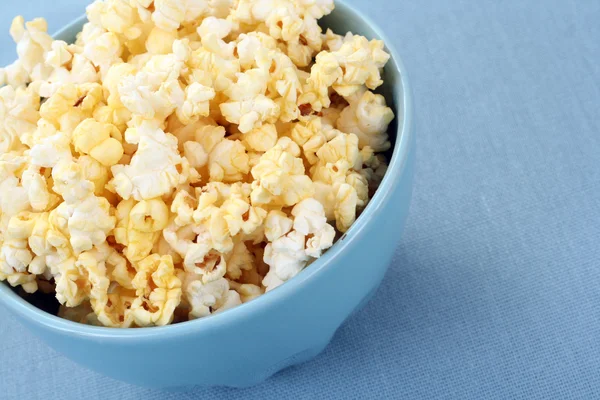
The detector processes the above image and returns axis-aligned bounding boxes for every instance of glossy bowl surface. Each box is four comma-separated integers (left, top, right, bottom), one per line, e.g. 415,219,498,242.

0,0,415,389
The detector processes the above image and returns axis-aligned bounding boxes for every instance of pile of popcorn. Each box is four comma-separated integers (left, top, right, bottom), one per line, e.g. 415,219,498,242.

0,0,394,327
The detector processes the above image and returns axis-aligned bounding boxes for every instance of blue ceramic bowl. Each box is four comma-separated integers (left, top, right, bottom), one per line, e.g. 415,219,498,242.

0,0,415,389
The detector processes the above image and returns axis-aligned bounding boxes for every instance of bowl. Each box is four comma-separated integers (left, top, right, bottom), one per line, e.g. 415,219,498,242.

0,0,415,389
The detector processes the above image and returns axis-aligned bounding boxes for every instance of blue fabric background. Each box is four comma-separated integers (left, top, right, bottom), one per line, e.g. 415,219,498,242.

1,0,600,398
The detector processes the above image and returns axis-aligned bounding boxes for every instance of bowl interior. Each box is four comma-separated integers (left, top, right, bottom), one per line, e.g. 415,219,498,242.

0,1,411,335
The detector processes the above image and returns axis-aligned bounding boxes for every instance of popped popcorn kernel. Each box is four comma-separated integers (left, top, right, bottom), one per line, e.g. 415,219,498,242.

130,254,182,326
110,120,191,201
337,88,394,152
251,143,314,207
242,123,278,152
185,276,241,319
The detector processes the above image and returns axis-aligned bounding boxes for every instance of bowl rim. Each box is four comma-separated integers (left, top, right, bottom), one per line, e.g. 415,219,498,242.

0,0,414,340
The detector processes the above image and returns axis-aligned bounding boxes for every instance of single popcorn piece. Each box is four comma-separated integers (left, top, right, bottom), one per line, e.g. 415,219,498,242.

197,17,235,58
152,0,209,32
250,142,314,207
242,123,278,152
0,0,394,328
184,276,241,319
220,95,280,134
228,281,263,303
8,16,53,83
54,196,116,254
117,45,189,121
0,86,40,154
262,230,308,292
337,89,394,152
264,210,293,242
110,120,192,201
35,82,104,140
176,82,216,125
77,156,110,198
83,31,123,72
45,40,72,69
146,27,178,55
291,198,328,236
114,198,169,263
225,240,254,280
183,140,209,169
21,166,55,212
72,118,125,167
291,198,336,257
315,133,362,171
130,254,182,327
208,139,250,182
54,257,89,307
170,190,197,227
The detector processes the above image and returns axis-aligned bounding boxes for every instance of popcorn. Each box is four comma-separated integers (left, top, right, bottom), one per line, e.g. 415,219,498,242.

208,139,250,182
54,257,89,307
77,156,110,197
225,240,254,280
242,123,277,152
21,166,55,211
315,133,362,171
170,190,197,227
264,210,293,242
300,35,390,110
110,120,191,201
291,198,335,257
0,0,394,327
55,195,116,254
146,27,178,55
337,89,394,152
333,183,357,232
37,82,104,134
0,86,40,154
83,31,123,71
8,16,53,83
45,40,72,69
220,95,280,133
185,276,241,319
262,230,308,291
183,140,209,168
152,0,209,32
114,198,168,263
291,198,328,235
228,281,263,303
250,142,314,207
176,82,216,125
72,118,124,167
50,161,117,254
197,17,235,57
130,254,182,326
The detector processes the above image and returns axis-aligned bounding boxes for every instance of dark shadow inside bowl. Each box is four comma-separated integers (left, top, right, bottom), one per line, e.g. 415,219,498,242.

9,285,60,316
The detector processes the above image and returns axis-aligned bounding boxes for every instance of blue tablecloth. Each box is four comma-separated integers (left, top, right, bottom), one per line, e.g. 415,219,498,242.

2,1,600,398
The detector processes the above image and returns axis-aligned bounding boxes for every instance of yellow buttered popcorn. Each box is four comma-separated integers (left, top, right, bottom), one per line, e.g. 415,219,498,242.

337,88,395,152
250,140,314,207
72,118,124,167
184,275,241,320
130,254,182,327
0,0,394,327
110,120,192,201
